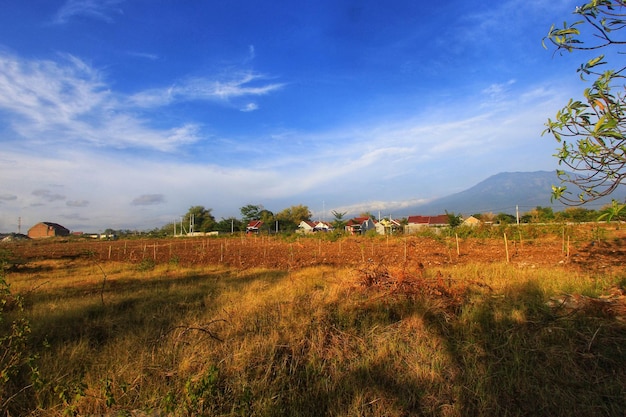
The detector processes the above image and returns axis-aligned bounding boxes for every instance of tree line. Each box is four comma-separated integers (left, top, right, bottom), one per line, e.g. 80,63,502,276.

109,203,622,238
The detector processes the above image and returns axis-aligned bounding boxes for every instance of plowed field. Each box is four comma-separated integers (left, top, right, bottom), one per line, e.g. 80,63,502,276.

5,229,626,272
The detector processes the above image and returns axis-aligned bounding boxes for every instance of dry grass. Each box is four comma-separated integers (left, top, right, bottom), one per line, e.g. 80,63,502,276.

1,253,625,416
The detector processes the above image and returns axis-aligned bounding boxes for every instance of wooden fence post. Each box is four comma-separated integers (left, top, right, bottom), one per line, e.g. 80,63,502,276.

504,233,510,263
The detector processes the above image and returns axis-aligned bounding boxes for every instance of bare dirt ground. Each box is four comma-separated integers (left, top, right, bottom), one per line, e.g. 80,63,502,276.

5,228,626,273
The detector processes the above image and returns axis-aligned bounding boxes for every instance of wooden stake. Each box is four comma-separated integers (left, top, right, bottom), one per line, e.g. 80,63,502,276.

404,238,407,262
455,233,460,256
504,233,510,263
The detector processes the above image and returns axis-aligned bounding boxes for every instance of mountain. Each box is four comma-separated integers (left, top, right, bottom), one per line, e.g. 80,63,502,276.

398,171,625,216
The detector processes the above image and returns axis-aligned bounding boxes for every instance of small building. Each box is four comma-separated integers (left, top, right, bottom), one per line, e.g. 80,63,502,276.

462,215,482,227
345,217,376,235
298,220,334,234
404,215,449,234
28,222,70,239
314,221,333,232
297,220,317,233
375,218,402,235
246,220,263,234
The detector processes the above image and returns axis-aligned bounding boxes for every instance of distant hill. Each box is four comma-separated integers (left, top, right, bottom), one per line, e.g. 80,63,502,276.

399,171,626,216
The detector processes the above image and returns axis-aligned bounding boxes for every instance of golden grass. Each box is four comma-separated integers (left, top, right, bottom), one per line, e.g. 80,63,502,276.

2,256,625,416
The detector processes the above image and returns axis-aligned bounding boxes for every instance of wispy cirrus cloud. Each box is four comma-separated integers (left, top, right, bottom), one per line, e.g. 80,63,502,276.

126,51,159,61
128,71,285,110
53,0,125,24
0,51,281,152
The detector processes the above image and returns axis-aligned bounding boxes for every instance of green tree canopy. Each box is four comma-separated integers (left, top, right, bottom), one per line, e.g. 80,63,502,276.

495,213,516,224
276,204,312,231
527,206,555,223
544,1,626,204
184,206,216,233
445,211,462,228
331,210,348,230
555,207,596,222
240,204,263,222
214,217,243,233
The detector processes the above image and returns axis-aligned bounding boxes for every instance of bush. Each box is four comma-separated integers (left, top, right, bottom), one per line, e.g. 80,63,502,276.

0,270,40,414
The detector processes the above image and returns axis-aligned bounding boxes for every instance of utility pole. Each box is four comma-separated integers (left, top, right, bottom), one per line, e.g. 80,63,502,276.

18,217,21,234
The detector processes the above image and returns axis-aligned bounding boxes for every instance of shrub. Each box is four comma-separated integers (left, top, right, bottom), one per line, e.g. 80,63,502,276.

0,270,40,414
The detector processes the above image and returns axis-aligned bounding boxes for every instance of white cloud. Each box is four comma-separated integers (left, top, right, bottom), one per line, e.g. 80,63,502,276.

66,200,90,207
32,189,66,202
241,103,259,112
0,194,17,202
0,52,243,152
131,194,166,206
129,72,284,108
53,0,125,24
126,51,159,61
0,48,575,231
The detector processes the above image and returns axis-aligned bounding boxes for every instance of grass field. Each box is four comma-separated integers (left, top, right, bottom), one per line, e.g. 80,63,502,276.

1,232,625,416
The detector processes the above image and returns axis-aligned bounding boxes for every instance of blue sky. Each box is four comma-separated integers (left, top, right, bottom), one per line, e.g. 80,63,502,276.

0,0,590,232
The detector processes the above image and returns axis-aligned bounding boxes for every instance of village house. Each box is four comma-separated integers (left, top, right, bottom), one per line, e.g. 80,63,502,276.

28,222,70,239
462,215,482,227
345,217,376,235
375,218,402,235
297,220,334,234
404,215,449,234
245,220,263,234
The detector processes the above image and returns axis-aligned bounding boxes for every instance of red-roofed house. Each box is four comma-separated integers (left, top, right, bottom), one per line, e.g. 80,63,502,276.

246,220,263,234
297,220,317,233
297,220,334,234
405,215,449,234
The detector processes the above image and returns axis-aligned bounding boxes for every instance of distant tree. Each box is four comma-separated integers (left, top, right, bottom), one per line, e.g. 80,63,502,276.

445,211,462,228
555,207,597,222
184,206,216,233
495,213,516,224
276,205,312,232
526,206,555,223
240,204,263,222
258,209,275,232
520,213,533,224
331,210,348,230
214,217,243,233
477,212,497,223
160,222,175,236
543,1,626,204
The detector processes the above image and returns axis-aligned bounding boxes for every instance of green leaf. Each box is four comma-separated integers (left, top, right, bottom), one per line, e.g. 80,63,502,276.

587,55,605,67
